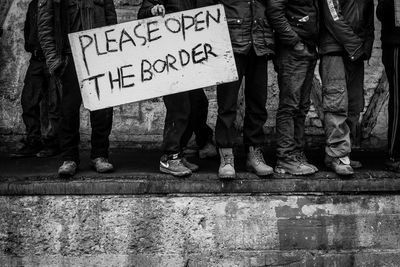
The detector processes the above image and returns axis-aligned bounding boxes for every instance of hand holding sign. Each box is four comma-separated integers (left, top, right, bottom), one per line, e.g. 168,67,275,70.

151,5,166,17
68,5,238,111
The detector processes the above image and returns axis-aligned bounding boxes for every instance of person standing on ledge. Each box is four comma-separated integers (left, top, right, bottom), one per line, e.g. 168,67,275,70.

377,0,400,173
38,0,117,176
198,0,275,179
266,0,319,176
318,0,374,175
138,0,217,178
11,0,60,158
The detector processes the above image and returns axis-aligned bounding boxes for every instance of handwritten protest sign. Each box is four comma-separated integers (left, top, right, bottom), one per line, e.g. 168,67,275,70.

68,4,238,111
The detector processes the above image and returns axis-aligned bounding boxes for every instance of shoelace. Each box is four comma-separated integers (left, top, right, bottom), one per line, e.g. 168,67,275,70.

223,155,234,165
253,149,265,165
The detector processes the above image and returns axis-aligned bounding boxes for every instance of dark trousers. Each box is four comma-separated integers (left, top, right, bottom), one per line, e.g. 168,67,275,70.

21,57,59,147
275,46,317,159
319,55,365,158
382,46,400,159
60,55,113,163
163,89,212,155
215,48,268,148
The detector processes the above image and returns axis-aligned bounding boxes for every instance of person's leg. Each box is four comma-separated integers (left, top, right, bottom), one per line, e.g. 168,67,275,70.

243,49,273,176
215,53,246,178
320,55,353,175
188,89,213,149
37,62,61,157
383,45,400,171
160,92,193,176
344,57,365,147
19,58,44,155
275,46,317,175
59,55,82,165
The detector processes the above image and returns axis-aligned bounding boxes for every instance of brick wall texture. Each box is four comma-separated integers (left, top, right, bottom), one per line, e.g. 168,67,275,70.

0,0,388,150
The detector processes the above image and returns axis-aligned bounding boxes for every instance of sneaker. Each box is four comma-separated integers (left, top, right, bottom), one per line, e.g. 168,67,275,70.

218,148,236,179
58,161,77,177
90,157,114,173
36,147,61,158
275,155,316,176
324,155,354,176
182,157,199,172
10,142,42,158
199,142,218,159
350,160,362,169
160,154,192,177
385,158,400,173
246,146,273,176
294,151,319,172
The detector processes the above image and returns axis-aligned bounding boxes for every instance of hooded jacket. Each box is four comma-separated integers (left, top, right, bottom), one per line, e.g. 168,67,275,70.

377,0,400,47
38,0,117,74
319,0,374,61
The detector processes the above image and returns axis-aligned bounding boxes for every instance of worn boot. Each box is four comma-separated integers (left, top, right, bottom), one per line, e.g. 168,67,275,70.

199,142,218,159
182,157,199,172
295,151,319,172
10,140,42,158
350,159,362,169
385,158,400,173
275,155,316,176
160,153,192,177
58,161,78,177
246,146,273,176
325,155,354,176
91,157,114,173
218,148,235,179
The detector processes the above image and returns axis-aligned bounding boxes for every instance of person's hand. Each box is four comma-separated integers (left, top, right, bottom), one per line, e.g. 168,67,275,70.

151,4,165,17
294,41,305,51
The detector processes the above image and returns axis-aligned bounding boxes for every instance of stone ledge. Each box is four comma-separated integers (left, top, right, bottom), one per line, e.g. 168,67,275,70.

1,150,399,196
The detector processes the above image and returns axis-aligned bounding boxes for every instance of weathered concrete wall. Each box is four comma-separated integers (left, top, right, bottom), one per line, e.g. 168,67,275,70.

1,195,400,266
0,0,388,150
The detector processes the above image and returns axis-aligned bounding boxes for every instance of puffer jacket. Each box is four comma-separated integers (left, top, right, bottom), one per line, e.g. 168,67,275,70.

138,0,197,18
319,0,374,61
198,0,274,56
266,0,319,48
38,0,117,74
377,0,400,47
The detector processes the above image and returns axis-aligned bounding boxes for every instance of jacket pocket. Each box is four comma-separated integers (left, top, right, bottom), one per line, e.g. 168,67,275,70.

227,18,244,44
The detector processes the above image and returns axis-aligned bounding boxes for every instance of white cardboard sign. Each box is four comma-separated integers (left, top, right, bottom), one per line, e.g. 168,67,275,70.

68,4,238,111
395,0,400,27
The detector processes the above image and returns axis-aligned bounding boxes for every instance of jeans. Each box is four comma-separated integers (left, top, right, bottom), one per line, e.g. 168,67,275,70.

59,55,113,163
319,55,365,158
21,57,59,147
215,48,268,149
163,89,212,154
382,46,400,159
275,46,317,159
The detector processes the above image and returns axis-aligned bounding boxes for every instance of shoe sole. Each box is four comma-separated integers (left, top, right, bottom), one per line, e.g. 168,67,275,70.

246,166,273,177
274,167,316,176
160,167,192,177
325,163,354,176
218,174,236,179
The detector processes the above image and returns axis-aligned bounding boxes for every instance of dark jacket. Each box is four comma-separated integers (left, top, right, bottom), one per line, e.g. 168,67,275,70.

266,0,319,48
197,0,274,56
38,0,117,74
319,0,374,61
138,0,197,18
24,0,42,53
377,0,400,47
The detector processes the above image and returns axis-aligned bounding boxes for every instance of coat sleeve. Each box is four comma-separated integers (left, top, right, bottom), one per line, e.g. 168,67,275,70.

104,0,117,25
320,0,364,60
363,0,375,60
138,0,164,19
24,2,32,52
38,0,62,74
265,0,301,47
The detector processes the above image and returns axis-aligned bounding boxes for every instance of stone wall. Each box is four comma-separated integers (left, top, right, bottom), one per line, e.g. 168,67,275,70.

2,195,400,266
0,0,388,151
